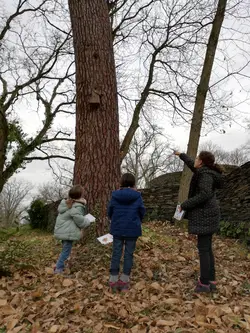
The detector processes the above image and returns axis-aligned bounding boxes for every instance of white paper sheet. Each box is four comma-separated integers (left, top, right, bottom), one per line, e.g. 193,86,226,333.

97,233,113,245
173,205,185,221
84,213,96,224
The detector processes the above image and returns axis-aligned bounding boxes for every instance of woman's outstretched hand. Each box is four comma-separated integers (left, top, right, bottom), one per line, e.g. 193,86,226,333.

173,150,180,156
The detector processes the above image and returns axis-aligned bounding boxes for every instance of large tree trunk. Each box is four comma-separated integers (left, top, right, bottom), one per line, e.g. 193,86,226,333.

178,0,227,203
68,0,120,235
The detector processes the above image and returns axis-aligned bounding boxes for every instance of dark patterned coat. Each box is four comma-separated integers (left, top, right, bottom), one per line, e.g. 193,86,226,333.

180,154,223,235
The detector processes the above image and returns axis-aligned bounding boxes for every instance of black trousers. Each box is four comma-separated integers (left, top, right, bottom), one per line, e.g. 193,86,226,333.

197,234,215,285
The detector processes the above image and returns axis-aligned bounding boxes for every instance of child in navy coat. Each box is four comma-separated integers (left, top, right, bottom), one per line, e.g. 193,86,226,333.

108,173,145,291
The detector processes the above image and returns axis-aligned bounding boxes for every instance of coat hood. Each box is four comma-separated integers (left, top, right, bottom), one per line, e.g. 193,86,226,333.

58,199,68,214
112,188,141,204
57,199,85,214
199,167,224,189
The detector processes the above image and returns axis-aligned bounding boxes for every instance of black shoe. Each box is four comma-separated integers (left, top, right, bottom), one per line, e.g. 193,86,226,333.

194,280,211,293
209,281,217,292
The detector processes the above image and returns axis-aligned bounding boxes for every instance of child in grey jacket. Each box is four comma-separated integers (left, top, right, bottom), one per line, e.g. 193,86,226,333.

54,185,90,274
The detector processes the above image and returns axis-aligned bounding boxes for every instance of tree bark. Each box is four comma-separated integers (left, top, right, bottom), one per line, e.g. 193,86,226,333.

178,0,227,203
68,0,120,235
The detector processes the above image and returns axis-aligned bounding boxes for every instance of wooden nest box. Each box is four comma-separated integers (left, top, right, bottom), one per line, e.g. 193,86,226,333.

89,90,100,107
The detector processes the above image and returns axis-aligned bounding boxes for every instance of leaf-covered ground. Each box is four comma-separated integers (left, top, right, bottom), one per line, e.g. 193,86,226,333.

0,222,250,333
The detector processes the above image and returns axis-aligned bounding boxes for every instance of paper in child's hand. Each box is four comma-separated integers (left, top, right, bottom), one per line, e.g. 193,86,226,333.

97,233,113,245
84,213,96,224
173,205,185,221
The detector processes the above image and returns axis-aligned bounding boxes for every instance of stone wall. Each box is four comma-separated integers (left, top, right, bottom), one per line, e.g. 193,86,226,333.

218,162,250,222
141,184,179,222
142,163,250,223
149,164,238,188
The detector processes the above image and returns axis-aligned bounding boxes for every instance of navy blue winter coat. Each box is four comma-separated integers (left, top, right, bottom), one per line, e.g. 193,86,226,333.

108,188,146,237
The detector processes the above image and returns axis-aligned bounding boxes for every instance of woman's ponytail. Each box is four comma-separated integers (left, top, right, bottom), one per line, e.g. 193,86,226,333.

199,151,224,173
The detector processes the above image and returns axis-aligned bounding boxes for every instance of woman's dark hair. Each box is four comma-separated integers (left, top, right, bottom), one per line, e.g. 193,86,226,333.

199,151,224,173
68,184,83,200
120,173,136,188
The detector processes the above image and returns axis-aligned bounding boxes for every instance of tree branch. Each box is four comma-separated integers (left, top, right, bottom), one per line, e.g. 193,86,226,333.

23,155,75,162
0,0,49,42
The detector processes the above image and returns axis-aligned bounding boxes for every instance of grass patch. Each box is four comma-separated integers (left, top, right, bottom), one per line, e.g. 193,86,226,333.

0,225,50,242
0,226,55,275
142,225,177,248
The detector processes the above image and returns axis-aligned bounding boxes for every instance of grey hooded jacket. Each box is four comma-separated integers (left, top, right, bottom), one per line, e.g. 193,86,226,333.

54,199,90,241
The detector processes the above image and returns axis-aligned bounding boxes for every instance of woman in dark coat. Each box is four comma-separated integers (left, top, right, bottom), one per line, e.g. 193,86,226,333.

174,150,224,293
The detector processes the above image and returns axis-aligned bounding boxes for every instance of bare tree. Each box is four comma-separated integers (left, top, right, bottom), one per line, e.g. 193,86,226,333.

178,0,228,203
0,178,32,227
50,160,74,187
113,1,244,160
109,0,250,165
0,0,75,193
37,181,69,203
118,0,214,160
226,148,249,165
122,124,182,187
68,0,120,234
200,140,249,166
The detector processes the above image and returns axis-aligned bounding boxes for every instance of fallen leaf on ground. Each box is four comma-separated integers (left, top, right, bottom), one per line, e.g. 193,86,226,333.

0,299,7,306
62,279,73,287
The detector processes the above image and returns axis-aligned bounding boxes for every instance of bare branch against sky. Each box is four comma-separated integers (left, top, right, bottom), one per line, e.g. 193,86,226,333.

0,0,75,191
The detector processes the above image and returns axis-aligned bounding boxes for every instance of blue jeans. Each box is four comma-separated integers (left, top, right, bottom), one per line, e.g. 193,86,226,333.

110,237,137,276
56,240,73,270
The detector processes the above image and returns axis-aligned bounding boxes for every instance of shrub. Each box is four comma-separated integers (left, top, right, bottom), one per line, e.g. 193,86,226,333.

144,207,160,222
28,199,48,230
219,220,250,241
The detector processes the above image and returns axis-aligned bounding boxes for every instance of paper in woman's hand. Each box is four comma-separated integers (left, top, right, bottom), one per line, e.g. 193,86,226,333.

173,205,185,221
84,213,96,224
97,233,113,245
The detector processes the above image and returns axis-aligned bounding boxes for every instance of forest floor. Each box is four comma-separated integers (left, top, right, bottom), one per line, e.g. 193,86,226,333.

0,222,250,333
